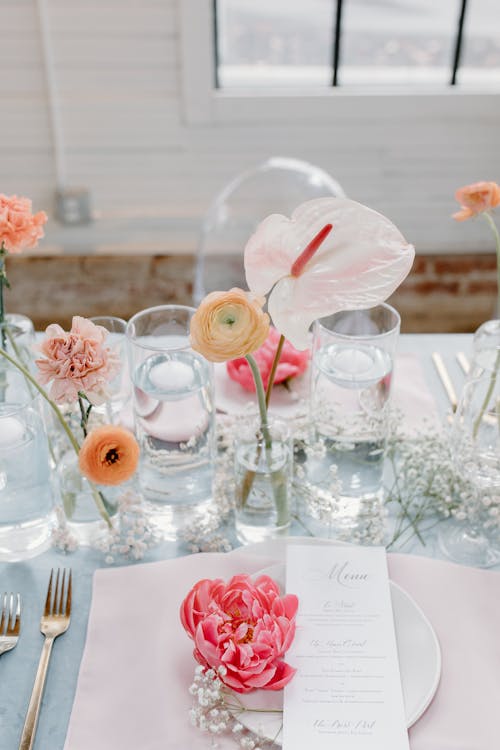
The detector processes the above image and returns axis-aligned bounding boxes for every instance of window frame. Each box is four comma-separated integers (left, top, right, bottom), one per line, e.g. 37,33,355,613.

179,0,500,126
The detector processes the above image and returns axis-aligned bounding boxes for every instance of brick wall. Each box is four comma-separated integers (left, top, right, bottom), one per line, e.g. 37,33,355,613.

5,252,498,332
389,254,497,332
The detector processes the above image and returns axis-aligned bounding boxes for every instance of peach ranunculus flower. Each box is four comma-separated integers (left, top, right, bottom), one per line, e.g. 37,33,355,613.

190,287,270,363
244,197,414,350
0,194,47,254
453,181,500,222
78,425,140,485
180,574,298,693
35,316,121,405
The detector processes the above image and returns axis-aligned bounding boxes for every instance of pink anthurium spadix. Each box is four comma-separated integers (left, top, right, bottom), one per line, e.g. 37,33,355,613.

244,197,415,350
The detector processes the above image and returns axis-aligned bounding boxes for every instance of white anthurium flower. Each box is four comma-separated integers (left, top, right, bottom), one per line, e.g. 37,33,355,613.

244,197,415,350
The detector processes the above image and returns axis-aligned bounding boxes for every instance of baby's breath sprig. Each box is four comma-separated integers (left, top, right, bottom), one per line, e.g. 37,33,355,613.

188,665,281,749
383,417,500,550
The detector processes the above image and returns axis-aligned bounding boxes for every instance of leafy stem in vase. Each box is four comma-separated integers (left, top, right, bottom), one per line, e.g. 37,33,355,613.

238,347,289,527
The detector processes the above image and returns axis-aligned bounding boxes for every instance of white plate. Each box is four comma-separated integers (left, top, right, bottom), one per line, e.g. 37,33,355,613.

214,361,309,418
228,539,441,744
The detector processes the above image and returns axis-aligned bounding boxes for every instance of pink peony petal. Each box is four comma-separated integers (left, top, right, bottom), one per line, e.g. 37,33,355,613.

264,659,297,690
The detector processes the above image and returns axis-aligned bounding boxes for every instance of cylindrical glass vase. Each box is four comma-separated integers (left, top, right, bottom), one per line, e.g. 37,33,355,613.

234,417,292,544
299,303,400,539
126,305,215,540
438,373,500,567
0,389,55,561
57,450,119,546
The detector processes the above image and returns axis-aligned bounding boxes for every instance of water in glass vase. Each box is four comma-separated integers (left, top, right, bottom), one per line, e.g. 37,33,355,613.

0,403,54,561
133,350,215,537
235,421,291,544
307,343,393,530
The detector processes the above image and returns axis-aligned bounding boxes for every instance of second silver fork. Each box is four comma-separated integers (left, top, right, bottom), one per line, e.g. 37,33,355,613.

0,593,21,655
19,569,72,750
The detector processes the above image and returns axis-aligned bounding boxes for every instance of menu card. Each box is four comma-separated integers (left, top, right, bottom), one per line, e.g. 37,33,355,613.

283,545,409,749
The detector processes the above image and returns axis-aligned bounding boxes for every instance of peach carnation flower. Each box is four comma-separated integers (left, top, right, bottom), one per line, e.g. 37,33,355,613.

78,425,139,485
36,316,121,405
190,288,270,363
453,181,500,222
0,194,47,254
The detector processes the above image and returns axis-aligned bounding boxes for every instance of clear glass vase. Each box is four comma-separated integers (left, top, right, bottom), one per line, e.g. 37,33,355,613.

57,450,119,546
0,362,55,561
467,319,500,380
234,418,292,544
438,372,500,567
297,304,399,542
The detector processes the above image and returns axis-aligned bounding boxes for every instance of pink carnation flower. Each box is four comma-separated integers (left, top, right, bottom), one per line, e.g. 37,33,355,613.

35,316,121,405
226,326,309,392
180,574,298,694
0,194,47,254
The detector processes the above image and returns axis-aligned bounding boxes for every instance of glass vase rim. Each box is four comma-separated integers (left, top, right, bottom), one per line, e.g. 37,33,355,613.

0,393,43,416
238,413,291,436
89,314,128,328
314,302,401,342
126,304,197,353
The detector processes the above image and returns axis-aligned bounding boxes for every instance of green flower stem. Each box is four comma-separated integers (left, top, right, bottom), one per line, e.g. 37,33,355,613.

483,212,500,315
78,394,89,437
265,333,285,408
0,246,7,348
0,345,112,528
240,354,289,528
472,348,500,439
245,353,271,448
468,213,500,440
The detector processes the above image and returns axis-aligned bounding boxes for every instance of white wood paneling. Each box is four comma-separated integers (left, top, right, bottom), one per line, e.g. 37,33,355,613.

0,0,499,257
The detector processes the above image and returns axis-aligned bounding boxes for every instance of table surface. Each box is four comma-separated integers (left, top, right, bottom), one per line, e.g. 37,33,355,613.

0,333,495,749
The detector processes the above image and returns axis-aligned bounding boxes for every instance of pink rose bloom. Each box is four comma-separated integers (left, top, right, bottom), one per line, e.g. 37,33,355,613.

453,181,500,221
35,316,121,405
180,574,298,694
226,326,309,392
0,194,47,254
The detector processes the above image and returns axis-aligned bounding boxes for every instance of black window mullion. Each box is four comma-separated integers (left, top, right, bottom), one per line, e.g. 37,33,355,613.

451,0,469,85
332,0,344,87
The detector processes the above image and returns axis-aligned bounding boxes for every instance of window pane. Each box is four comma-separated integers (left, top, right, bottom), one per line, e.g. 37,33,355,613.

458,0,500,85
340,0,461,86
216,0,335,88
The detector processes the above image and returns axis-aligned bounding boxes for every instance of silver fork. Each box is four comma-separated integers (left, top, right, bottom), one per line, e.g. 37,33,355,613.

19,569,72,750
0,592,21,655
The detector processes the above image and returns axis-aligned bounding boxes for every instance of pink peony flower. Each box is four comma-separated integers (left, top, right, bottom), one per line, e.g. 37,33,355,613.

180,574,298,694
35,316,121,405
0,194,47,254
226,326,309,392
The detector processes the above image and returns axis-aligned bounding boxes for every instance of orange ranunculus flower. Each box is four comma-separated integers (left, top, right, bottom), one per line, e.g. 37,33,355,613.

453,181,500,222
190,288,270,363
78,425,140,486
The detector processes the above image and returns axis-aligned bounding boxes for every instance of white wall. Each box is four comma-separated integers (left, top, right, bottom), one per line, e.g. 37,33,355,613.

1,0,500,256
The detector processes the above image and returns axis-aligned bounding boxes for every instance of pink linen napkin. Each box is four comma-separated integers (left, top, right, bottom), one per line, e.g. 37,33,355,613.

64,549,500,750
214,352,439,431
392,353,440,432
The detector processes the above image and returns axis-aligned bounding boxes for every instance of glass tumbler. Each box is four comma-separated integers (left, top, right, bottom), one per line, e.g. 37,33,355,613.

126,306,215,539
90,316,131,424
300,303,400,537
438,373,500,567
0,373,54,561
